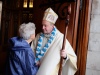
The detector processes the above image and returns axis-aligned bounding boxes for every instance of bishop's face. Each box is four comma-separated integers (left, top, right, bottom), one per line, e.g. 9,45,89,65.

42,20,54,34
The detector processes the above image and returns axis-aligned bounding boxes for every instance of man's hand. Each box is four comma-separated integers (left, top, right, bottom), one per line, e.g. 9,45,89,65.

60,49,67,58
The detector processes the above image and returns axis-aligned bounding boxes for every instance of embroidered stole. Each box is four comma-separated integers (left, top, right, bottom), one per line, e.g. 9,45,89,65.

35,27,57,63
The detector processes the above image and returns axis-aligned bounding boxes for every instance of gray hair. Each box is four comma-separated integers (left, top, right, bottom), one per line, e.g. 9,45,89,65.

19,22,36,40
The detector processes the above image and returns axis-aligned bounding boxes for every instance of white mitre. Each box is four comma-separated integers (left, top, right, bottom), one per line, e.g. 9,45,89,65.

43,8,58,24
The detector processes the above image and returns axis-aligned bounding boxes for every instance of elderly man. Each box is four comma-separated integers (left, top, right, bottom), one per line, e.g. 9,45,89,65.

31,8,77,75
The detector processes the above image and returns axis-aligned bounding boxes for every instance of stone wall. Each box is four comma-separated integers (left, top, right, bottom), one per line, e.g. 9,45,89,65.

86,0,100,75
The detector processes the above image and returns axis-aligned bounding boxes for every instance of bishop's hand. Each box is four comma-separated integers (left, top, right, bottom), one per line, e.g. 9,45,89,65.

60,49,67,59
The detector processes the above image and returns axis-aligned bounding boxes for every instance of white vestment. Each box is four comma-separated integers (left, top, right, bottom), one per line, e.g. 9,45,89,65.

31,28,77,75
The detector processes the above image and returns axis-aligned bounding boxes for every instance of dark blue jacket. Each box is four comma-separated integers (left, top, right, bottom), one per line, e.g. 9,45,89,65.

6,37,38,75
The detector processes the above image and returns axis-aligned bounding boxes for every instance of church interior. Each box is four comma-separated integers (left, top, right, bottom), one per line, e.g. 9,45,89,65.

0,0,92,75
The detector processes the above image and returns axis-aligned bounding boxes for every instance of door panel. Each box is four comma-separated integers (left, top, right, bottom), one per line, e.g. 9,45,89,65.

32,0,80,51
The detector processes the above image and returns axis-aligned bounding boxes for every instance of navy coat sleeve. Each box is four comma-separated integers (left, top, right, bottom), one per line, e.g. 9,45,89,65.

18,49,38,75
23,50,38,75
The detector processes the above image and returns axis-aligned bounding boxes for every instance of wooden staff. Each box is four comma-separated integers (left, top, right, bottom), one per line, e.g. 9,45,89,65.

58,4,71,75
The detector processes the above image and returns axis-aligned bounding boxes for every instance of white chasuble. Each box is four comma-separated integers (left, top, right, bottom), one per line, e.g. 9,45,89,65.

31,29,77,75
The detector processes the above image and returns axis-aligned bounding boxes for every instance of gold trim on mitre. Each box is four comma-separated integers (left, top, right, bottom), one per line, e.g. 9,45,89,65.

43,8,58,24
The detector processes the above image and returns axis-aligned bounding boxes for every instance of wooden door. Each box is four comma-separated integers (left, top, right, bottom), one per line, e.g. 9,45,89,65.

32,0,91,75
32,0,80,51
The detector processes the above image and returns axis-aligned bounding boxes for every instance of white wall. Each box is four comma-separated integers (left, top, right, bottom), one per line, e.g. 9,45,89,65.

86,0,100,75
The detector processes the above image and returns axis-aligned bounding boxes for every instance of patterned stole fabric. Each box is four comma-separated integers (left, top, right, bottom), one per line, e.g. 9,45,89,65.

35,27,57,63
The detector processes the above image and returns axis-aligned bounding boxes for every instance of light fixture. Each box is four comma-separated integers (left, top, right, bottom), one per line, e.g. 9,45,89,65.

29,0,33,8
23,0,27,8
0,1,2,30
23,0,33,8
